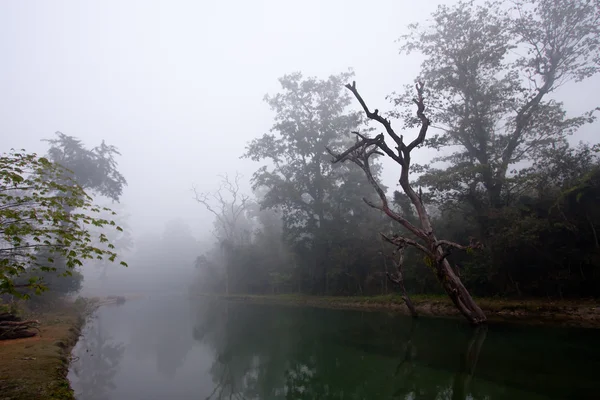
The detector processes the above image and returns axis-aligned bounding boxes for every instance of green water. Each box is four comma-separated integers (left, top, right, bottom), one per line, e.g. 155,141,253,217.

68,295,600,399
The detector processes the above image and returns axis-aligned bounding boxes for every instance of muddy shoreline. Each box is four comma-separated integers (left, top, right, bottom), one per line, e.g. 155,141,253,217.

220,294,600,328
0,299,90,400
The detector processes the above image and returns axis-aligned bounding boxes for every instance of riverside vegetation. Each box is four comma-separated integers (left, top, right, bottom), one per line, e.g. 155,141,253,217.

2,0,600,397
192,0,600,325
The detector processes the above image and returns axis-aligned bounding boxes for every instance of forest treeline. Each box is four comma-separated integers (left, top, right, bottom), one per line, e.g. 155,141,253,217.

193,0,600,300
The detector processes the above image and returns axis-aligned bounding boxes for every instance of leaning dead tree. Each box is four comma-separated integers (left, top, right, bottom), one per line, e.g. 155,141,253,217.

327,81,486,325
193,172,250,295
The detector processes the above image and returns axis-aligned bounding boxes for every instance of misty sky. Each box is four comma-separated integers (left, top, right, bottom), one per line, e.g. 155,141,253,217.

1,0,598,242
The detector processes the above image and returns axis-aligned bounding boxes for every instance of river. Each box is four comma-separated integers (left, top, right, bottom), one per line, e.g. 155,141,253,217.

67,294,600,399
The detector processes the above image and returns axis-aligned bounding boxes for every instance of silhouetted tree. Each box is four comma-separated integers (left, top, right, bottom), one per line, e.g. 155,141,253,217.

329,81,486,324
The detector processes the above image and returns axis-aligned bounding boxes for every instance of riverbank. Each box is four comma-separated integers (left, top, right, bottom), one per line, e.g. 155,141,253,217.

0,298,91,400
222,293,600,328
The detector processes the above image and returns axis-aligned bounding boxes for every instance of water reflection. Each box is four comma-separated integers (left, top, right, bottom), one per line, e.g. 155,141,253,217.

191,301,599,400
135,297,195,378
69,296,600,400
451,326,487,400
192,301,490,400
69,310,125,400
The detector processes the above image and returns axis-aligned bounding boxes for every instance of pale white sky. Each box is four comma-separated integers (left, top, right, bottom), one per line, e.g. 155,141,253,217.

1,0,598,241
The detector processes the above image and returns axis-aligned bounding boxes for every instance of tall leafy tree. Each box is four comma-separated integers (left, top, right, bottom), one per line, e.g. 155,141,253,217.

393,0,600,226
0,151,126,298
34,132,128,294
243,71,383,293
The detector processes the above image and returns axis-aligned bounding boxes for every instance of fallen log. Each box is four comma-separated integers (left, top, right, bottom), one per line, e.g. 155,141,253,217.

0,319,41,340
0,319,40,327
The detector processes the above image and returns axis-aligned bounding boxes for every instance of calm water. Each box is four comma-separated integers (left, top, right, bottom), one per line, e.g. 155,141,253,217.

68,295,600,400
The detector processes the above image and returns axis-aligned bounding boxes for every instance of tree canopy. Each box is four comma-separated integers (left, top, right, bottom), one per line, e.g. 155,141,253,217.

393,0,600,219
44,131,127,202
191,0,600,305
243,71,388,294
0,151,126,298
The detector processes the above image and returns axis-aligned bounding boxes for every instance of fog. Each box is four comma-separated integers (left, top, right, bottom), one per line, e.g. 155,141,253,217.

1,1,599,293
4,1,600,399
3,0,421,237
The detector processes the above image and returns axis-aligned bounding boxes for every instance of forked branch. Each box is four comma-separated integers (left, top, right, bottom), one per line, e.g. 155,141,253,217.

435,237,484,260
326,133,427,241
345,81,407,157
381,233,431,256
407,82,430,152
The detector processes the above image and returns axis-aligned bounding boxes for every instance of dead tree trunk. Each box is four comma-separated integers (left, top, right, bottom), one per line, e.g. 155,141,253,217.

327,81,486,325
385,245,418,317
435,253,486,324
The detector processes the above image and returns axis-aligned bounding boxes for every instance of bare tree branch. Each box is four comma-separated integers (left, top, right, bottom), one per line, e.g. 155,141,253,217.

381,233,431,256
192,172,250,244
435,238,483,251
406,82,430,152
345,81,407,159
326,139,427,241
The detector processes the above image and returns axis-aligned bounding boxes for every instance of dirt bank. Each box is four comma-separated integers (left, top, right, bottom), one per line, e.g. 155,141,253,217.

0,299,91,400
222,293,600,328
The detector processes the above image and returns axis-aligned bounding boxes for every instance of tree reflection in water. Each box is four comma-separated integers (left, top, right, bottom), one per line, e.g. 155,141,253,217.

451,326,488,400
191,301,493,400
66,297,596,399
69,312,125,400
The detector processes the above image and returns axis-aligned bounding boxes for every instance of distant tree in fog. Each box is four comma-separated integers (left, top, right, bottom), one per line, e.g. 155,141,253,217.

243,71,387,294
44,131,127,202
193,172,252,295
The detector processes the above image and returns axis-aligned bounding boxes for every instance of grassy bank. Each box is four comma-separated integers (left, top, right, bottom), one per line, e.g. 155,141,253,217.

0,298,91,400
222,293,600,328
